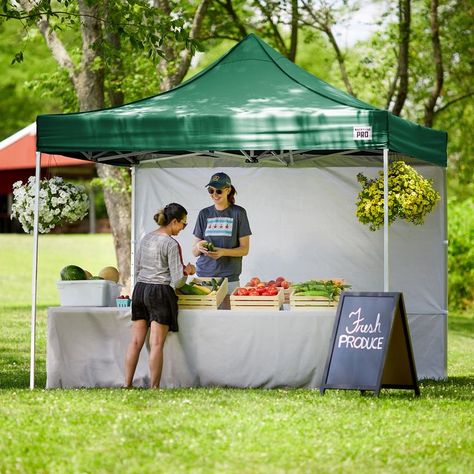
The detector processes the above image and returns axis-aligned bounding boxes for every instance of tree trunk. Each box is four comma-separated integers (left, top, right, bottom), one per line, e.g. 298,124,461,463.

26,0,132,289
325,26,355,96
157,0,211,91
289,0,299,62
391,0,411,116
95,165,131,290
300,0,355,96
424,0,444,127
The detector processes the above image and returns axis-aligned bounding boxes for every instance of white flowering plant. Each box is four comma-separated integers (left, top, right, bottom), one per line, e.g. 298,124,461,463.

356,161,441,231
11,176,89,234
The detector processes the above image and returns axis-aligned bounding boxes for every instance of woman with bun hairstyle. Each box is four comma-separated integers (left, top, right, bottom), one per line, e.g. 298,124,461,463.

192,172,251,295
125,203,195,389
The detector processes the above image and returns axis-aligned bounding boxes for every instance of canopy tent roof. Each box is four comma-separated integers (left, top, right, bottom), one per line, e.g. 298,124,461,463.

36,34,447,167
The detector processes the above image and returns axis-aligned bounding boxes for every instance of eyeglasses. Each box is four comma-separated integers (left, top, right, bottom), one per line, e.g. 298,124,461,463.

180,221,188,229
208,187,224,195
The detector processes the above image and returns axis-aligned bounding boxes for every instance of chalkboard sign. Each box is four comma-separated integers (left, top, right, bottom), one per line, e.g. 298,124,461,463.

320,292,419,396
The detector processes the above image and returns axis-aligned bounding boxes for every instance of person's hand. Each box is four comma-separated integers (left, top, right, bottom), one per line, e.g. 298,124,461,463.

196,240,210,254
207,248,225,260
185,263,196,275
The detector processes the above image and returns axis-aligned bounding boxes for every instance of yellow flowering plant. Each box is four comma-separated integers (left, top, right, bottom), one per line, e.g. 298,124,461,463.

355,161,441,231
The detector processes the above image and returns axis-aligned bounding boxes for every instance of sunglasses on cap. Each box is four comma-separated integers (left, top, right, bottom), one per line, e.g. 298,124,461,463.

208,187,226,195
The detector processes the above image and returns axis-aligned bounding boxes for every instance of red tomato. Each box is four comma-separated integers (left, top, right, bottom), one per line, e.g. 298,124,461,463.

267,280,276,286
280,280,290,289
250,277,261,286
238,287,249,296
261,291,270,296
268,288,279,296
256,282,266,288
275,276,285,283
249,289,259,296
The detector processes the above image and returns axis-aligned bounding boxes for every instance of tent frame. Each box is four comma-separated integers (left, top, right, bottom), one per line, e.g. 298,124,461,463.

28,33,448,388
28,147,392,389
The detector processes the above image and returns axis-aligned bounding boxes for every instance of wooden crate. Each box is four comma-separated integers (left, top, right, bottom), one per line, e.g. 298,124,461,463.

230,287,284,311
289,289,338,310
177,277,228,309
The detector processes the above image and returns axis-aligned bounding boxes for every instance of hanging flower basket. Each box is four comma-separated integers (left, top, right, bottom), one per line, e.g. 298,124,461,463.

11,176,89,234
355,161,441,231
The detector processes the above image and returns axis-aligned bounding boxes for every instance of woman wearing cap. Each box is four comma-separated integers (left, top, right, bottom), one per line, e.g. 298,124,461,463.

192,172,251,295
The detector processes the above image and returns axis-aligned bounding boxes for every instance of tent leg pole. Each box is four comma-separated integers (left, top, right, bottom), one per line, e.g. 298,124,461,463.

30,151,41,390
130,166,136,290
442,169,448,312
383,149,389,292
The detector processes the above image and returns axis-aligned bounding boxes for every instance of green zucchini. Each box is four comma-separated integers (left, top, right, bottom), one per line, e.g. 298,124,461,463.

178,283,210,295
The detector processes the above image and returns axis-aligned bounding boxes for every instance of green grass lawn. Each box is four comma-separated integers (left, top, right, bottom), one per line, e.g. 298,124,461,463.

0,234,117,307
0,235,473,473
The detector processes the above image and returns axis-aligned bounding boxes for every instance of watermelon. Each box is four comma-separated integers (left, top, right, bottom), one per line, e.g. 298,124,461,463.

60,265,87,281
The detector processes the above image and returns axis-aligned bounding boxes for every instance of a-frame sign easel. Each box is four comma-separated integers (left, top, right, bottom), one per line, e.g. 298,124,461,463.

320,292,420,397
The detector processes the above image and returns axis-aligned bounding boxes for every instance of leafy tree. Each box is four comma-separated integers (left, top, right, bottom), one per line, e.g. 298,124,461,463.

4,0,202,289
3,0,472,296
448,197,474,309
0,21,61,139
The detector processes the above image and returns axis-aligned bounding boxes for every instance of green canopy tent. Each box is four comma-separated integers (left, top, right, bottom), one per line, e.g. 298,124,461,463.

30,34,447,389
36,33,446,166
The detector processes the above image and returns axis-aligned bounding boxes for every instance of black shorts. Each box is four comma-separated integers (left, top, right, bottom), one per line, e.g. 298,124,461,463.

131,282,179,332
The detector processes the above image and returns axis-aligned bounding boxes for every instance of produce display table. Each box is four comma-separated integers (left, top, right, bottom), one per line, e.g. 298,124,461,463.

46,306,337,389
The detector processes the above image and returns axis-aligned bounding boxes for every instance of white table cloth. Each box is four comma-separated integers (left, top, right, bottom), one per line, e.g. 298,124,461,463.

46,307,336,389
46,307,444,389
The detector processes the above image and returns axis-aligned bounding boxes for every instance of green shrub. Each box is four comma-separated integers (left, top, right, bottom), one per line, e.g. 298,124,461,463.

448,197,474,309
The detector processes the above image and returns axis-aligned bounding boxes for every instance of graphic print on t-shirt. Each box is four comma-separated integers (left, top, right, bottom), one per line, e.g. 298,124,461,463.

205,217,233,237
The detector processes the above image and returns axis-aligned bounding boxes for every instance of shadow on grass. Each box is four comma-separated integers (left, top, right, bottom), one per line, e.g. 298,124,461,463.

0,348,46,390
0,373,47,390
418,376,474,401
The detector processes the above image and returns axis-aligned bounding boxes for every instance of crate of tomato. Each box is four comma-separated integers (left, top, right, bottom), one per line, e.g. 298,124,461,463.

230,281,284,311
242,276,291,303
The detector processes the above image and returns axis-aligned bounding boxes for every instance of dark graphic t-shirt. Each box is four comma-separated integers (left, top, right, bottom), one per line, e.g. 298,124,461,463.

193,205,252,281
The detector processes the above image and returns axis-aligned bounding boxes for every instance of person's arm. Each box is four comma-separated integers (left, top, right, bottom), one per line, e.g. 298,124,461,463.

207,235,250,259
168,243,188,289
135,241,142,275
192,210,209,257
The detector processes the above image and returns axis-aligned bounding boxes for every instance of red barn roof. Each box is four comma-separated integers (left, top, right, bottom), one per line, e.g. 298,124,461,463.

0,123,92,171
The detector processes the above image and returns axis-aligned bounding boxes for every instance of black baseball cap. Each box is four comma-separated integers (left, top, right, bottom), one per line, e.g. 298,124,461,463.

205,172,232,189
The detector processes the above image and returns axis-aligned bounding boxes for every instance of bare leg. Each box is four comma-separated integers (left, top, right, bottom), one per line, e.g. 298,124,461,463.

149,321,169,388
124,320,148,388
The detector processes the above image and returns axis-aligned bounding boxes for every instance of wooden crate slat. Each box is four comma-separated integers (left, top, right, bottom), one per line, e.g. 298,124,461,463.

177,277,228,309
289,289,337,310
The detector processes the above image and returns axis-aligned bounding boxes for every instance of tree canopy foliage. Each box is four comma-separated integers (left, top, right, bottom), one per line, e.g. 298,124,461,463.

1,0,472,292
